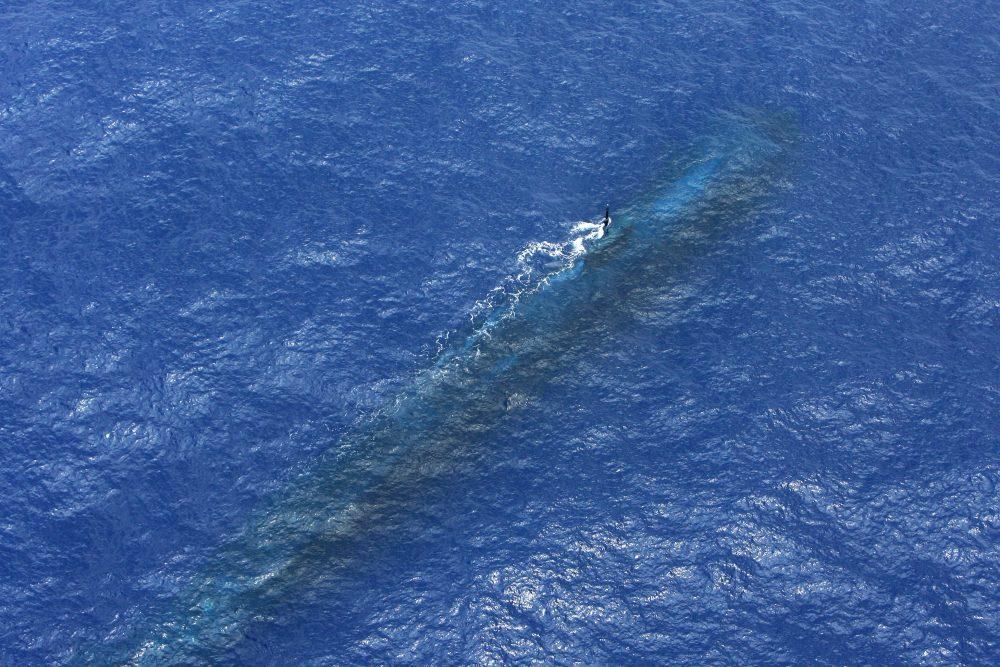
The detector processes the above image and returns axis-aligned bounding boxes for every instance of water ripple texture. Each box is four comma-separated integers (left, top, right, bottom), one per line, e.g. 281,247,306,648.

1,1,998,665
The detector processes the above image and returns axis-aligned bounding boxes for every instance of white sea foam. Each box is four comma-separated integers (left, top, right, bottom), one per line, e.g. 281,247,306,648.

435,218,605,357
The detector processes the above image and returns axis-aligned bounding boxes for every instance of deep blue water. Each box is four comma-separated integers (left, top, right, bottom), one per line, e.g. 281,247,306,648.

2,1,999,664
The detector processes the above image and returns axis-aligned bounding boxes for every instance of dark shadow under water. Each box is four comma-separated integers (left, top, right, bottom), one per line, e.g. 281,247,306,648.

90,112,797,665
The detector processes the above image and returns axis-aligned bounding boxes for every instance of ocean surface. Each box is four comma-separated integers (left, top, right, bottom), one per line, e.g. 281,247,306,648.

2,1,998,664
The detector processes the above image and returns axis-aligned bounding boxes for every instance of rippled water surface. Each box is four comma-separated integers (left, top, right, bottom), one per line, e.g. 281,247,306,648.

1,1,998,664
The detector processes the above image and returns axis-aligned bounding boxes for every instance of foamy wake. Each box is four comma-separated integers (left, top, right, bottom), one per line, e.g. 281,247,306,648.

435,218,605,356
